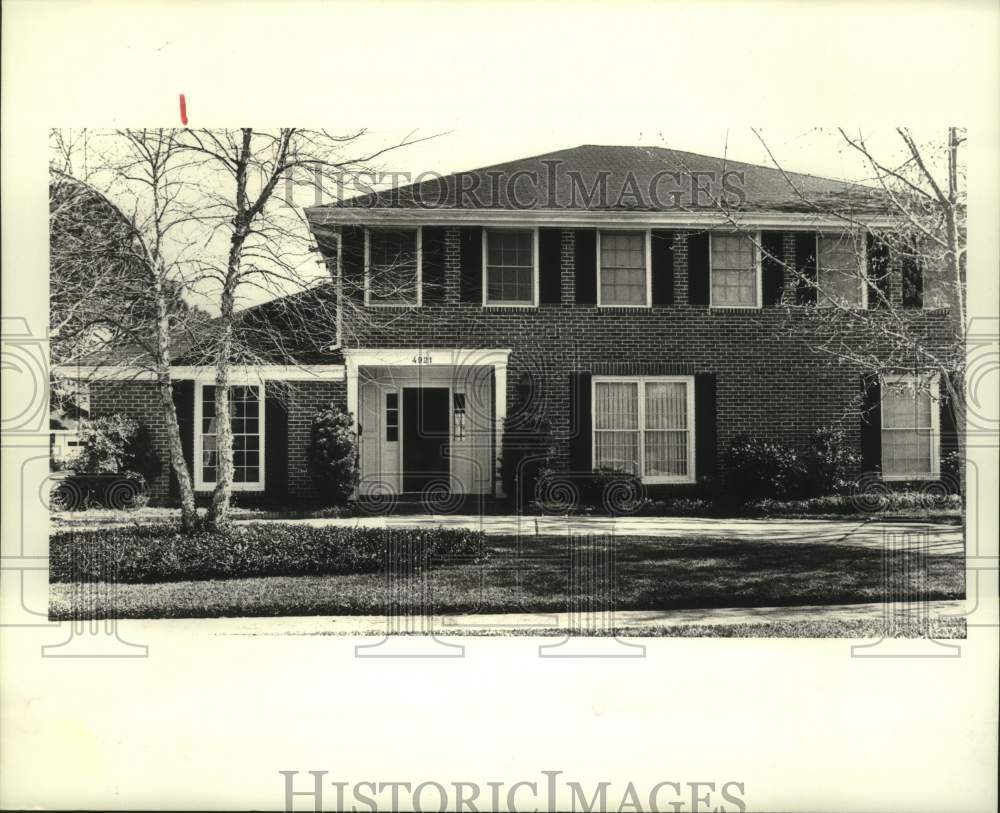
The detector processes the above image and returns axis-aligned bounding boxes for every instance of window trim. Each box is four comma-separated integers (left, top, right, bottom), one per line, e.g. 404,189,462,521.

591,375,696,484
815,232,868,310
596,228,652,308
364,226,423,308
481,226,540,308
880,372,940,481
193,382,266,492
385,389,400,443
709,230,763,310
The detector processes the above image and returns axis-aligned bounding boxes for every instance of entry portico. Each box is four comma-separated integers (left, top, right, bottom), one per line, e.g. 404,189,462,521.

342,348,511,497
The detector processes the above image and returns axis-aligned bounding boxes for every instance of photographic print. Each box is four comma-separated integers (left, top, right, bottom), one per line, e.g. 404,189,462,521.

2,2,997,812
46,128,968,642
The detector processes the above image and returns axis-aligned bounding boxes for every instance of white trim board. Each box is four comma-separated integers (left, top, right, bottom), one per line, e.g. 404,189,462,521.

306,207,900,230
53,365,347,382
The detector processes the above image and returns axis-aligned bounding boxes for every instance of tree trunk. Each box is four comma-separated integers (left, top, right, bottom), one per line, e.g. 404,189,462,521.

158,374,198,533
151,261,198,533
205,235,243,533
206,353,233,532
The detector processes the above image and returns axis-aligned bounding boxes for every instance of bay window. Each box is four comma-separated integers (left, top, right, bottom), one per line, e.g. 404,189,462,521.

881,374,939,480
195,383,265,490
593,376,694,483
710,232,760,307
598,230,650,306
483,228,537,306
366,228,421,306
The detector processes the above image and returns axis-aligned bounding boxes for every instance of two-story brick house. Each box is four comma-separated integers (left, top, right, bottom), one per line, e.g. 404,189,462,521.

71,145,959,507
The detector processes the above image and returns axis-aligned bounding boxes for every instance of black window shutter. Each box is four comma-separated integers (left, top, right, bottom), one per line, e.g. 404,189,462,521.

650,230,675,305
867,233,891,309
860,374,882,473
687,231,710,306
264,382,288,501
568,371,593,472
574,229,597,305
901,243,924,309
760,231,785,306
459,227,482,303
421,226,446,304
794,232,817,305
694,373,717,482
340,226,366,306
939,371,959,469
538,228,562,304
169,379,195,500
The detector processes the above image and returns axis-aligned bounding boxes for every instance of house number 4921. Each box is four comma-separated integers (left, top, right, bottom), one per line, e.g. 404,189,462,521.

412,355,433,365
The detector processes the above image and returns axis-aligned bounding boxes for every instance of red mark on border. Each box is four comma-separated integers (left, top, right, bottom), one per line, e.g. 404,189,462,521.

179,94,188,126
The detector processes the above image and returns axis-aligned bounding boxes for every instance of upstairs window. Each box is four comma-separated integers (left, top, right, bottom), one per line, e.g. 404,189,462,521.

710,232,760,307
816,233,866,308
366,228,420,306
598,231,649,306
881,374,939,480
484,229,537,305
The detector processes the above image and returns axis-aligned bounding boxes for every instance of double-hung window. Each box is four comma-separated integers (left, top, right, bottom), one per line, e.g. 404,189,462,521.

592,376,695,483
880,374,939,480
710,232,761,307
598,230,650,306
483,228,537,306
195,383,265,491
816,233,866,308
366,228,421,306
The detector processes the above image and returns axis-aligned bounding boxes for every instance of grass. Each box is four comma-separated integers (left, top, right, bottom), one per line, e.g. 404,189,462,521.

50,533,965,622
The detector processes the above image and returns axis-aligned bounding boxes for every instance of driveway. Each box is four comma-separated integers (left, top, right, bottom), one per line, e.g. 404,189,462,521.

252,514,964,555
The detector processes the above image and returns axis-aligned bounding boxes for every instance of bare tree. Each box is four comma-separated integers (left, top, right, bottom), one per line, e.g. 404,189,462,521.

51,127,439,531
50,130,207,532
168,128,439,530
652,128,966,475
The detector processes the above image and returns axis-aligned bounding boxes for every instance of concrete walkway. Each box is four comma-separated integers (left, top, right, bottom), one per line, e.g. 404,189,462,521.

175,598,970,637
242,514,964,555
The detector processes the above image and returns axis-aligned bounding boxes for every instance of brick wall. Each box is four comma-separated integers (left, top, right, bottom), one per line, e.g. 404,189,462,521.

338,227,956,490
90,378,347,506
283,380,347,499
90,225,956,504
89,381,174,504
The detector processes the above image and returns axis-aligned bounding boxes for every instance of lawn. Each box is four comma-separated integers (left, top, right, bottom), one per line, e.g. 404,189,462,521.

49,533,965,622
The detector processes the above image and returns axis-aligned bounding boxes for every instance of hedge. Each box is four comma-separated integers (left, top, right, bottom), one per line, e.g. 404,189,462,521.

50,524,489,583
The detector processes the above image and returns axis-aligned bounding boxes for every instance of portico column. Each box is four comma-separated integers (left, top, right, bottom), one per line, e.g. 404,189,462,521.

494,360,507,498
345,359,359,434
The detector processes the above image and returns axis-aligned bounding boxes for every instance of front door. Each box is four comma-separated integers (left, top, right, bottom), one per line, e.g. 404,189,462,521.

402,387,450,492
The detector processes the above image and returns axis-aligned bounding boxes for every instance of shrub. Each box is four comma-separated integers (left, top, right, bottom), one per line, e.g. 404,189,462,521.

500,409,555,507
534,467,646,515
123,421,162,485
308,404,358,505
50,471,149,511
50,524,488,583
725,435,807,501
72,414,162,483
801,426,860,497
